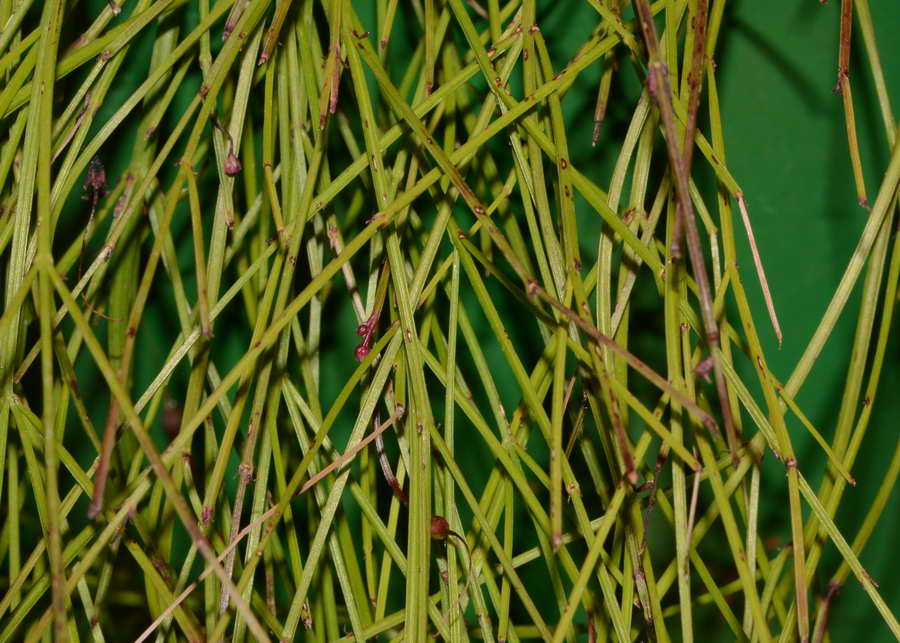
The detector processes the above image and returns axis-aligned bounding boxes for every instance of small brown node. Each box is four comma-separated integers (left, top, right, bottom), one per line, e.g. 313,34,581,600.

431,515,450,540
238,462,254,482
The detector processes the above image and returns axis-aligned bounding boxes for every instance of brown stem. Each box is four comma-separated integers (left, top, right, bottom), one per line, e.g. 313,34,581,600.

601,371,636,485
634,0,739,466
264,491,277,617
811,581,841,643
673,0,709,255
640,448,670,553
218,460,254,613
87,401,119,518
223,0,248,40
374,413,409,507
301,408,407,496
838,0,852,82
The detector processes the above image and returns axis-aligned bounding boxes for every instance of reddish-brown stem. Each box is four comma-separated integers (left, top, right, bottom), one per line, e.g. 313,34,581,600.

601,372,636,485
634,0,739,465
330,44,342,115
639,448,670,552
353,260,391,360
222,0,247,40
673,0,709,255
838,0,852,83
259,1,291,64
374,412,409,506
87,401,119,518
812,581,841,643
264,491,277,617
219,460,254,613
298,409,406,496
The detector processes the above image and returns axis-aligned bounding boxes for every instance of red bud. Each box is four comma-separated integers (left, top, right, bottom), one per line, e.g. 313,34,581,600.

431,515,450,540
224,152,242,176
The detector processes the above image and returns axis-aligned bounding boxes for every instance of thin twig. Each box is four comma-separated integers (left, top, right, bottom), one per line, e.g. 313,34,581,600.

674,0,709,255
736,192,783,346
300,407,406,495
633,0,739,465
